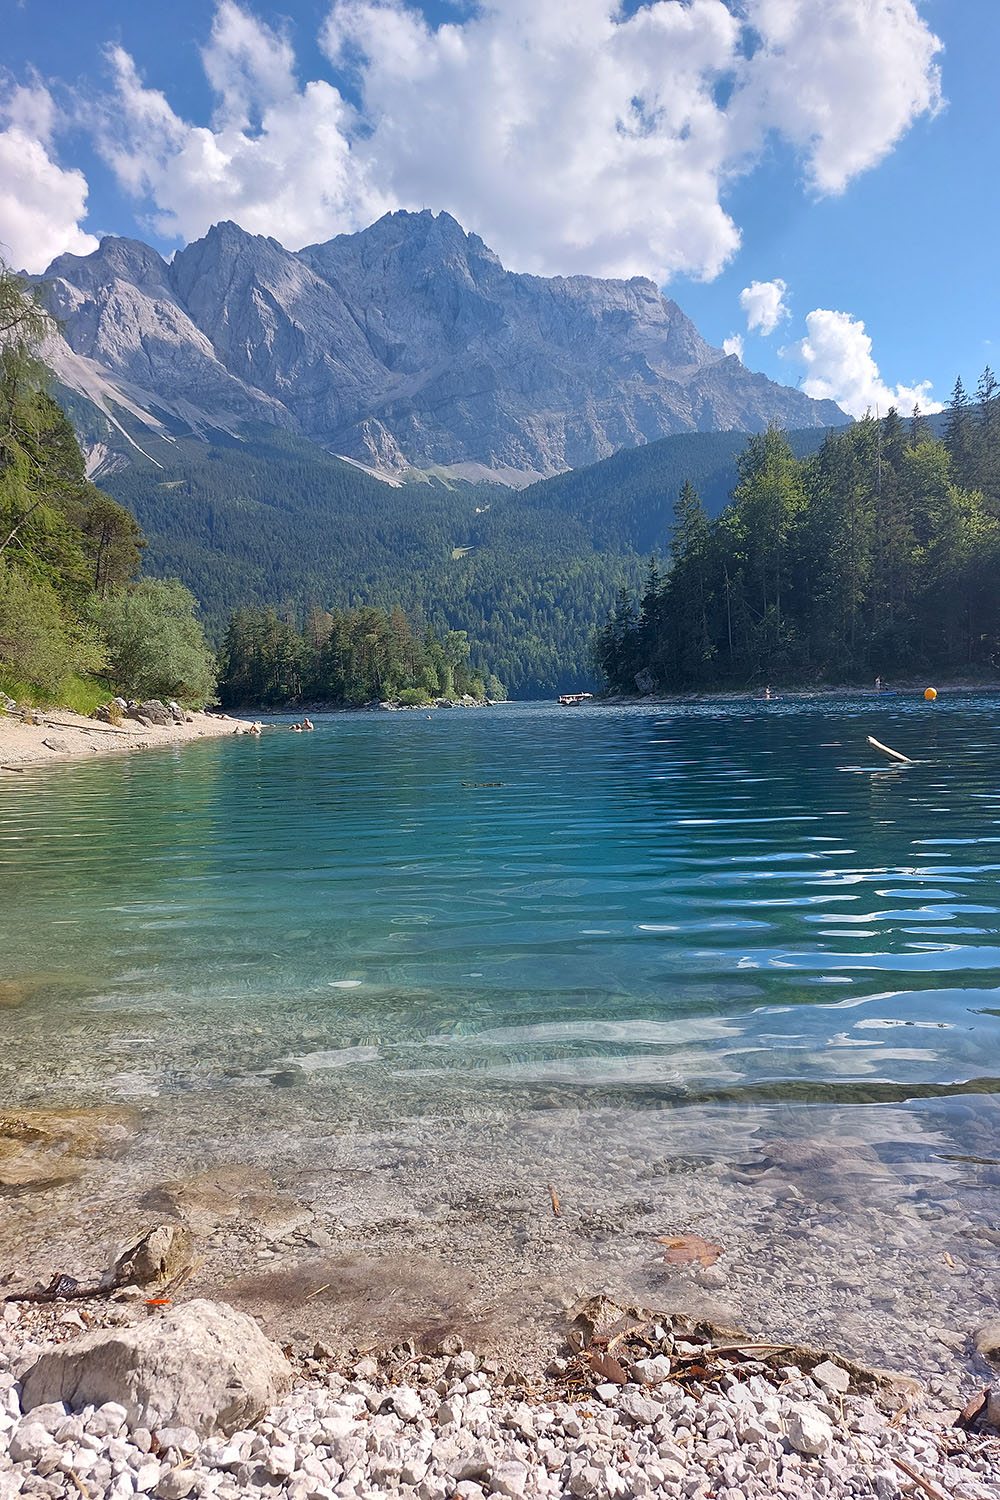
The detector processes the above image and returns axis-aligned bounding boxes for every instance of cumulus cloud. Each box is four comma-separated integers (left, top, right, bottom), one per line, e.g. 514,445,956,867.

0,82,98,271
733,0,943,195
722,334,744,360
88,0,942,281
784,308,942,418
739,278,788,336
98,9,386,250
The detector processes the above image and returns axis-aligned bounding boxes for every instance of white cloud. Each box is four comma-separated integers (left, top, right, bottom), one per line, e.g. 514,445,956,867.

784,308,942,418
739,278,788,336
722,334,744,360
0,79,99,271
88,0,942,282
733,0,943,195
99,17,385,250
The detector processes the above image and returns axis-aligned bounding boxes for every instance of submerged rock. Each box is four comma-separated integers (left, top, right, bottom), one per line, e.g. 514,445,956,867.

142,1166,311,1238
20,1298,291,1435
0,1106,136,1193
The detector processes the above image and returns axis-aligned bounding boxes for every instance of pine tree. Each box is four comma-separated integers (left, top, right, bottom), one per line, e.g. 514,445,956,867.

909,403,930,448
944,376,974,484
974,366,1000,508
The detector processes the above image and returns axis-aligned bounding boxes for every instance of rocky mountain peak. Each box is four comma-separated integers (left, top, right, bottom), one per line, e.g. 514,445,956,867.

40,212,844,482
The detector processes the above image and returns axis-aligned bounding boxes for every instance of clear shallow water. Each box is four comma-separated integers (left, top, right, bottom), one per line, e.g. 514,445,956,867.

3,696,1000,1373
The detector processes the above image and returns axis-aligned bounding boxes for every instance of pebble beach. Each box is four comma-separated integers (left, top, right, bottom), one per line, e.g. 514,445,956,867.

1,1290,999,1500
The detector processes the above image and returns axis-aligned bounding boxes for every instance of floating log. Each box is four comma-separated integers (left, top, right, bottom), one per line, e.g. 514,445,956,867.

866,735,914,764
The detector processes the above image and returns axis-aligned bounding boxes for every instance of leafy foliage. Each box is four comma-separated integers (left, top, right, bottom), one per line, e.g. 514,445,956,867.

96,579,218,704
0,259,209,705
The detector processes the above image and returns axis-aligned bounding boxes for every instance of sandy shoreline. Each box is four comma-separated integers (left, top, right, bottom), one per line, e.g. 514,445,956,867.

0,707,251,771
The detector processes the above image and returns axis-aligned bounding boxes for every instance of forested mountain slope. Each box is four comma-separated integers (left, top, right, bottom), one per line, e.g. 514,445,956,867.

98,422,643,697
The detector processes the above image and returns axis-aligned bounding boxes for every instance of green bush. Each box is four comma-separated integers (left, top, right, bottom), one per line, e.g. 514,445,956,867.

96,578,217,705
0,563,107,691
396,687,431,706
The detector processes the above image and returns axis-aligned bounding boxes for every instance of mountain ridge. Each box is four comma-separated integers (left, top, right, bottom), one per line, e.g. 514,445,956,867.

36,210,844,484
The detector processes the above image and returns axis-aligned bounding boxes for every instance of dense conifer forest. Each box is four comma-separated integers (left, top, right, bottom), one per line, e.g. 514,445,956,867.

97,424,641,697
593,382,1000,693
216,605,504,708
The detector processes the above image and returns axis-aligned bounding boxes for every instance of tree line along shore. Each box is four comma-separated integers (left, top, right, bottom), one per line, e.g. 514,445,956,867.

593,381,1000,696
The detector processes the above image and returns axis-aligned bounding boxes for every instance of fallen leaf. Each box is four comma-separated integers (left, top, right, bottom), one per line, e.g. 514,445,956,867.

956,1389,987,1429
657,1233,722,1268
943,1251,955,1268
583,1349,629,1384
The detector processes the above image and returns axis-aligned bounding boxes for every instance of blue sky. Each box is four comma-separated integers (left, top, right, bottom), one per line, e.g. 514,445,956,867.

1,0,995,416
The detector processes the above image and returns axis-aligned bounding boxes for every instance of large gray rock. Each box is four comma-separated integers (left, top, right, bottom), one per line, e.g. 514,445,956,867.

138,700,173,727
36,212,844,485
20,1299,290,1435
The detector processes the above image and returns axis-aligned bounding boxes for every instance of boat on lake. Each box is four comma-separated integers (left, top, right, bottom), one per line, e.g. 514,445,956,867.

558,692,594,705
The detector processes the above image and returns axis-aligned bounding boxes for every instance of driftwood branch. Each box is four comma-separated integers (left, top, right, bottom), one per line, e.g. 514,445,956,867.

866,735,914,764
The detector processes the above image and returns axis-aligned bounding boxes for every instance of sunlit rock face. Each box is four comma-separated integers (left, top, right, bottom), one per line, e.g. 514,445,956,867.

40,210,843,483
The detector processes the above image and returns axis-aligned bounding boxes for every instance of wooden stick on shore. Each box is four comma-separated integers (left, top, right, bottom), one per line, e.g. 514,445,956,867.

0,705,130,735
866,735,914,764
43,718,130,736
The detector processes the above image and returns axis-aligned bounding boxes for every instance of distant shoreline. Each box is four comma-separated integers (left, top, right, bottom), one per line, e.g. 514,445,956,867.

596,679,1000,706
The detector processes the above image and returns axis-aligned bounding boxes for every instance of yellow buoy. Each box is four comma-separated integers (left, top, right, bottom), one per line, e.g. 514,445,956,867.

924,687,937,701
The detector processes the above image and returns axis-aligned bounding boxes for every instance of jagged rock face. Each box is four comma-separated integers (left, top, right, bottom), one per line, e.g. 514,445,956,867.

39,211,843,481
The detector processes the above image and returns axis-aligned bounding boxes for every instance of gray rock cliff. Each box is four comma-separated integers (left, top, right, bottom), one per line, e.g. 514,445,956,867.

38,210,843,482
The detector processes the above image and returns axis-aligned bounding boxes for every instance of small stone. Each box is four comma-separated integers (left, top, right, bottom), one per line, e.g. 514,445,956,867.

9,1420,55,1463
25,1403,69,1434
134,1460,162,1492
154,1470,197,1500
694,1266,727,1290
391,1387,423,1422
975,1320,1000,1362
631,1356,672,1385
265,1444,297,1477
354,1357,378,1380
155,1425,199,1455
785,1406,834,1457
812,1361,850,1395
88,1402,130,1437
490,1460,529,1498
618,1392,662,1427
986,1384,1000,1431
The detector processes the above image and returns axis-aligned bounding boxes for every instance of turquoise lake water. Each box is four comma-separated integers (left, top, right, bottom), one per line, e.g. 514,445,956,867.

4,695,1000,1109
3,696,1000,1368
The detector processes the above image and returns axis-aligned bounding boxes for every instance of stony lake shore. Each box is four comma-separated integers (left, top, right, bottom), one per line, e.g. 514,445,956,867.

2,1105,1000,1499
0,707,252,771
1,1283,999,1500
